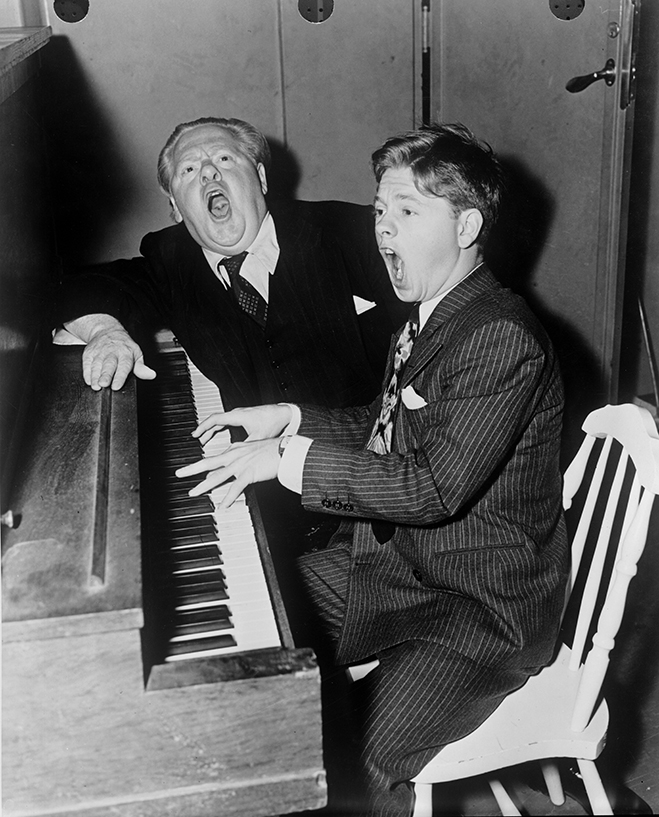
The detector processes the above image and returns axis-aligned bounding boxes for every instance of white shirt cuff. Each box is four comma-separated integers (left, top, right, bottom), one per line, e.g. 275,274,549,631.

277,434,313,495
278,403,301,435
52,327,86,345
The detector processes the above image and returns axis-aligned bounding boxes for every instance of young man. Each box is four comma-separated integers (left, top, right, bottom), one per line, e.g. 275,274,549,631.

175,123,569,816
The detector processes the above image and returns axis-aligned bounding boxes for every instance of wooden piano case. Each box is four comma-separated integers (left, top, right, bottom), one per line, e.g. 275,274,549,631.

2,346,327,817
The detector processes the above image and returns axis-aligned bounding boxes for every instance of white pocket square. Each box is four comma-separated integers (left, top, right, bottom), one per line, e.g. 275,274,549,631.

401,385,427,409
353,295,376,315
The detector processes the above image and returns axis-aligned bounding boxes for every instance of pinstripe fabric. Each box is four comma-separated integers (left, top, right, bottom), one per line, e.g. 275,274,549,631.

297,266,569,815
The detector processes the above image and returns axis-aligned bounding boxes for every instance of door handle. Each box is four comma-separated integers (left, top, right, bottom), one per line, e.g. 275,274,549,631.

566,58,616,94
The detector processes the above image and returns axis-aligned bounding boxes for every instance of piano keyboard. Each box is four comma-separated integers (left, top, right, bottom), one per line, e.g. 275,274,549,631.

150,347,282,662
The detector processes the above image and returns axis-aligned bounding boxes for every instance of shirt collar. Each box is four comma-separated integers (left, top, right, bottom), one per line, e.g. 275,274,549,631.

201,211,280,277
418,262,483,329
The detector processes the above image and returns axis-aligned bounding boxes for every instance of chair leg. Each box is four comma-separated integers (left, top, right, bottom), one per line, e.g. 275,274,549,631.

540,760,565,805
488,779,522,816
576,758,613,815
412,781,433,817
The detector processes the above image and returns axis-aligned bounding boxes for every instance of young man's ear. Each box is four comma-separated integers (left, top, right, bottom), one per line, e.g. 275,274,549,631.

457,209,483,249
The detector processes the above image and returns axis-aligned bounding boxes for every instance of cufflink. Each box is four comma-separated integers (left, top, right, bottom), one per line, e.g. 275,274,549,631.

277,435,293,457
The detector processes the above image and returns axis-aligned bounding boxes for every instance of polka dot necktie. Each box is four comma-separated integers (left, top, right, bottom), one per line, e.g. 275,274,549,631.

219,252,268,329
367,309,419,455
367,308,419,544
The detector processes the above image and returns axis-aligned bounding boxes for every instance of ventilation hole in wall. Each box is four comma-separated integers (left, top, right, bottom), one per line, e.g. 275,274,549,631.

53,0,89,23
298,0,334,24
549,0,585,21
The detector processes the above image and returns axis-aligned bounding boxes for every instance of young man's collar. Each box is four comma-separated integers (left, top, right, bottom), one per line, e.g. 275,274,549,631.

419,261,484,329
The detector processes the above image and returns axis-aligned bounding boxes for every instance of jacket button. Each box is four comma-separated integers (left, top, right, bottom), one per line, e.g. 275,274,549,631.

321,498,332,508
344,502,354,512
333,499,343,510
412,568,423,582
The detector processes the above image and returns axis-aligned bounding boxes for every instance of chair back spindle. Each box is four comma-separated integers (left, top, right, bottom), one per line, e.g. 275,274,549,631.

560,405,659,730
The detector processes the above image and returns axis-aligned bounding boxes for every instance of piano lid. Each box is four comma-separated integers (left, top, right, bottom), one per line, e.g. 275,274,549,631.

1,345,143,643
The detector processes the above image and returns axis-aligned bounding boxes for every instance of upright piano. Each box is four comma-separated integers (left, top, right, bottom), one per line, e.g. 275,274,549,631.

1,339,327,817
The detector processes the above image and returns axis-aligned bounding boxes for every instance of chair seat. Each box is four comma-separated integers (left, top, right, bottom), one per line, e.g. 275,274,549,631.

411,644,609,785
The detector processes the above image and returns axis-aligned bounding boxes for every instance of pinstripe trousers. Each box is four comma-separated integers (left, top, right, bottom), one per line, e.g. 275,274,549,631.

298,542,531,816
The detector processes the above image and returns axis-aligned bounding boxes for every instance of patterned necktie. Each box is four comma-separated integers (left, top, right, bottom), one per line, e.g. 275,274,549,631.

367,310,419,455
367,309,419,544
219,252,268,329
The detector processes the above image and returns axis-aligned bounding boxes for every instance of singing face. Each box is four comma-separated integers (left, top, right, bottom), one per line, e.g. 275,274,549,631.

168,124,268,255
374,166,482,303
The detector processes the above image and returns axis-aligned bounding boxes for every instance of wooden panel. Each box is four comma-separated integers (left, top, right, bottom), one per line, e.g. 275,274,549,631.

0,27,50,102
2,347,143,634
2,630,325,816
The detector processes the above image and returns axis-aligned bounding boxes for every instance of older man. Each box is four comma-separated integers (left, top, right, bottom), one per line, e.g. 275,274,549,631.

175,123,569,816
53,117,410,640
54,117,409,410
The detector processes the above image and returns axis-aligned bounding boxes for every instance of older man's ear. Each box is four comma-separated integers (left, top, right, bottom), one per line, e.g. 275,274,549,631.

168,195,183,223
256,162,268,196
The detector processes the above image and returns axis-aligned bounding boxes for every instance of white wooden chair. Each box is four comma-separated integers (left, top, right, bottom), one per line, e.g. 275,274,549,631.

349,403,659,816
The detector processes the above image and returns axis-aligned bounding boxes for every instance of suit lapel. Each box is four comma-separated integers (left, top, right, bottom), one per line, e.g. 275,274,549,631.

402,265,500,386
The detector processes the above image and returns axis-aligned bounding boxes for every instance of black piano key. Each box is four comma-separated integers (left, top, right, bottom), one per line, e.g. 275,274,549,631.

171,547,222,572
167,529,219,546
167,633,237,656
166,498,213,516
174,567,225,586
171,606,233,637
169,515,217,533
174,583,229,606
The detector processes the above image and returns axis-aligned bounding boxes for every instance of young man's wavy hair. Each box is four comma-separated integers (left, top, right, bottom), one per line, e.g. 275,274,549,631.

157,117,272,196
371,122,506,247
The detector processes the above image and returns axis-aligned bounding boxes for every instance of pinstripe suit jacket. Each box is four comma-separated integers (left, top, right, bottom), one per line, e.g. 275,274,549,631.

298,265,569,669
54,200,410,410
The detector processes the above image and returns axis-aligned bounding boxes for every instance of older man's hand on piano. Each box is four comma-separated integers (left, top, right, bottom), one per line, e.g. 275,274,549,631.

63,314,157,390
191,404,293,446
175,436,281,508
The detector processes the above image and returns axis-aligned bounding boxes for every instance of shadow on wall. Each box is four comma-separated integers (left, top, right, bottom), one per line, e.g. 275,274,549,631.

265,138,301,203
486,155,605,465
40,36,139,269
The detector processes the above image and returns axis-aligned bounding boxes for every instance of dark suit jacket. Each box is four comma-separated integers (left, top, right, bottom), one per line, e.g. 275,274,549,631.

54,199,410,410
297,266,569,670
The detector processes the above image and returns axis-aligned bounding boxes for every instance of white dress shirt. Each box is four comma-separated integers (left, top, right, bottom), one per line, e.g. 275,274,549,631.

202,211,280,303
